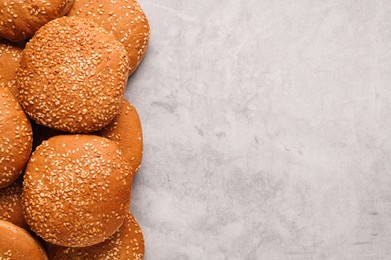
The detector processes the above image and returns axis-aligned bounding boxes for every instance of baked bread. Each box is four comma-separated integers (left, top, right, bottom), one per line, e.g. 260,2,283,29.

98,99,143,174
68,0,150,76
0,220,48,260
0,0,74,42
0,178,28,230
46,212,144,259
23,135,133,247
15,16,129,133
0,88,32,189
0,39,23,96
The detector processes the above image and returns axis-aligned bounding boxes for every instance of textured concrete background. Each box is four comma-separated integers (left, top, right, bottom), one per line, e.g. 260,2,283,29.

126,1,391,259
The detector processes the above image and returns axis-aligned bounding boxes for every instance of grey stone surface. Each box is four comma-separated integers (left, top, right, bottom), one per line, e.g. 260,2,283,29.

125,1,391,259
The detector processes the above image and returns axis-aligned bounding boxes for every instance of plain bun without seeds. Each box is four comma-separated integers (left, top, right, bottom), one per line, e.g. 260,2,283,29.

15,16,129,133
22,135,133,247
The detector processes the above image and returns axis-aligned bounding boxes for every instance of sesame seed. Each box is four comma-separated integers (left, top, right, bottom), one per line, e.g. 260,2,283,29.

23,135,132,247
0,0,75,41
46,212,144,259
15,17,129,133
67,0,150,76
0,88,32,189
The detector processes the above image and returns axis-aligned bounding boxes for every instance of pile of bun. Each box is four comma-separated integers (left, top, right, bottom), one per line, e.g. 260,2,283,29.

0,0,150,259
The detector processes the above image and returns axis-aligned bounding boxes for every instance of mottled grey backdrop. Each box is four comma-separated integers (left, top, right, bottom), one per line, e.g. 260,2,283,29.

126,1,391,259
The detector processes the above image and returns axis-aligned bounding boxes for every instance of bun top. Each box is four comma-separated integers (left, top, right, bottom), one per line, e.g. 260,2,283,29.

16,16,129,133
68,0,150,75
46,212,144,259
0,40,23,96
99,99,143,174
0,220,48,260
0,178,28,230
0,88,32,189
0,0,75,42
23,135,133,247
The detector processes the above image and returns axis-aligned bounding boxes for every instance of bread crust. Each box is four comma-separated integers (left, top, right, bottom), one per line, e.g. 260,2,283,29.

23,135,133,247
46,212,144,259
0,178,28,230
0,0,75,42
0,220,48,260
16,16,129,133
0,40,23,96
0,88,32,189
99,99,143,174
68,0,150,76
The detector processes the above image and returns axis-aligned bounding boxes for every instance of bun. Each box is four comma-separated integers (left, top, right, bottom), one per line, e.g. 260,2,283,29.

0,0,74,42
0,178,28,230
0,220,48,260
99,99,143,173
68,0,150,76
0,88,32,189
46,212,144,259
23,135,133,247
15,17,129,133
0,40,23,96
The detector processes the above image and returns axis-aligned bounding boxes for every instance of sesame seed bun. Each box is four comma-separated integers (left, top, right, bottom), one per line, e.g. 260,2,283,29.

68,0,150,76
0,0,74,42
0,39,23,97
0,88,32,189
22,135,133,247
98,99,143,174
46,212,144,259
0,177,28,230
0,220,48,260
15,16,129,133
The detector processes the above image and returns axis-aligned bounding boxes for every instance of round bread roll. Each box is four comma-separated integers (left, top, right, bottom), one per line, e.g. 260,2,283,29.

98,99,143,174
0,0,74,42
68,0,150,76
0,88,32,189
46,212,144,259
23,135,133,247
0,178,28,230
0,220,48,260
15,16,129,133
0,39,23,96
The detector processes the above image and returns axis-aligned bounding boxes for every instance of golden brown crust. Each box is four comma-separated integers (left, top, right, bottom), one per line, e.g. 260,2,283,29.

23,135,133,247
0,88,32,189
0,178,28,230
98,99,143,174
0,39,23,97
0,220,48,260
0,0,75,42
46,212,144,260
15,16,129,133
68,0,150,76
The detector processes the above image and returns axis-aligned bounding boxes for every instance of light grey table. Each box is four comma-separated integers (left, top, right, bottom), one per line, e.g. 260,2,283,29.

127,1,391,259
